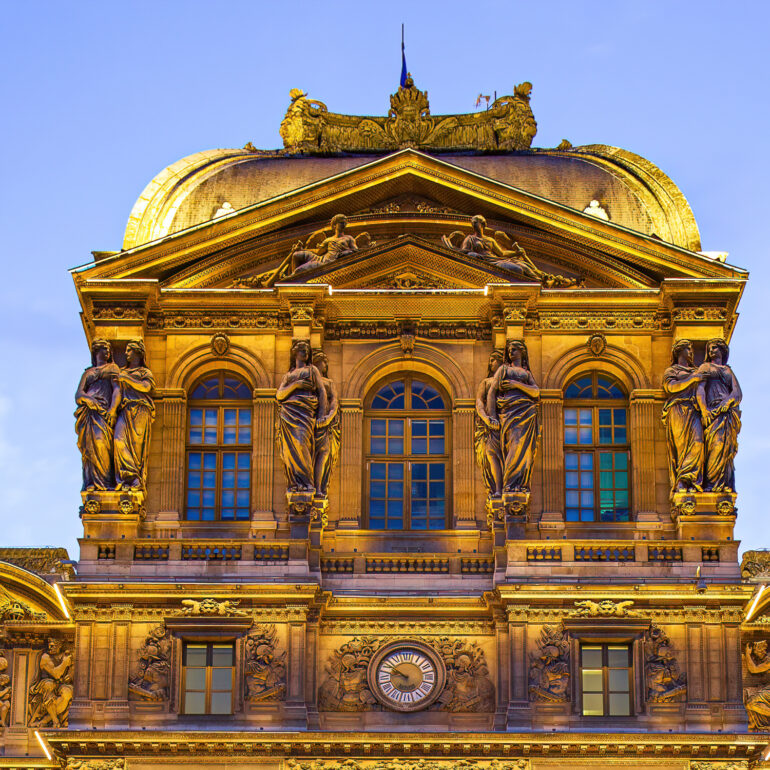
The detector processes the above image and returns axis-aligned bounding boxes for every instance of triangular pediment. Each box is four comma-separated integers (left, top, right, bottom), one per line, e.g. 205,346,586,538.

74,149,747,294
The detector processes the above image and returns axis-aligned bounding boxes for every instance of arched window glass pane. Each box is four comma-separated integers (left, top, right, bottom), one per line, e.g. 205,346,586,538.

190,377,220,400
223,378,251,399
564,376,593,399
597,377,625,399
411,380,445,409
371,380,405,409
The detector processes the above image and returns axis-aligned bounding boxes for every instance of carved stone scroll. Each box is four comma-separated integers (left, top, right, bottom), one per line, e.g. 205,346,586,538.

176,598,251,617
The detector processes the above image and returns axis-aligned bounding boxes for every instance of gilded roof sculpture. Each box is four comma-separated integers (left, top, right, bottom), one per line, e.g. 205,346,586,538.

279,76,537,154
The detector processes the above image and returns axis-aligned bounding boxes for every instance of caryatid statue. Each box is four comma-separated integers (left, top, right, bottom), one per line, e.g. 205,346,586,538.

486,339,541,493
474,349,504,498
312,350,340,498
276,339,328,495
696,337,742,492
113,339,156,491
662,339,705,494
75,338,120,491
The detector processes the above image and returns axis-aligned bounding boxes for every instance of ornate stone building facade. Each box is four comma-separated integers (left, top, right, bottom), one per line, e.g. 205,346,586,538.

1,77,767,769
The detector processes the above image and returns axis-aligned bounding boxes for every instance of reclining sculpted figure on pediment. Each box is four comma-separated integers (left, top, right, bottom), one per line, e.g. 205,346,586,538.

231,214,371,288
442,215,582,288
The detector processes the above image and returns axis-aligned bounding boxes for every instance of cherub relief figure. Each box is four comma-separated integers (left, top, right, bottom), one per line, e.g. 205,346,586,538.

75,338,120,491
27,638,73,727
486,340,540,494
432,638,495,713
745,640,770,730
443,215,580,287
474,349,505,499
696,337,742,493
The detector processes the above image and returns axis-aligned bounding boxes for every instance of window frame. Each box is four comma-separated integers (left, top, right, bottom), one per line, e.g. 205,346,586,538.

184,373,253,522
180,641,236,716
563,372,631,523
363,373,452,531
579,642,634,718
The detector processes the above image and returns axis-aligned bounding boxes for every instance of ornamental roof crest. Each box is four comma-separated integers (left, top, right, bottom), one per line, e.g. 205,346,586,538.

279,76,537,153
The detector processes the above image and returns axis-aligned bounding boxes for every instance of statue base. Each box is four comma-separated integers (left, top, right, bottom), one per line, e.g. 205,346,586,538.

286,490,315,539
672,491,737,541
487,492,530,544
80,490,145,539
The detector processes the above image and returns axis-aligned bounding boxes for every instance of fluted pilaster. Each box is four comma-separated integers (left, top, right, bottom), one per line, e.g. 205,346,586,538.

630,390,659,517
339,400,363,527
453,401,476,528
252,389,277,516
539,389,564,517
158,391,186,514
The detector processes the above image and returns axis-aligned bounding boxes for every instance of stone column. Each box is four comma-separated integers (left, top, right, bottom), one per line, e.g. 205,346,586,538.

539,389,565,532
157,389,186,529
506,610,529,729
630,390,659,525
453,399,476,528
337,399,363,528
305,610,320,729
252,388,277,531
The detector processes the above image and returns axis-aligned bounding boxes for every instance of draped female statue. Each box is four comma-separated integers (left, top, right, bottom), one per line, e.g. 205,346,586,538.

662,339,705,494
486,339,540,493
696,338,742,492
276,339,327,494
311,350,340,498
75,338,120,491
113,340,156,491
474,349,504,498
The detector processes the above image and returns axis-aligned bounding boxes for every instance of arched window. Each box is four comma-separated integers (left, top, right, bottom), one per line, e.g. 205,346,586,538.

563,373,629,523
365,376,451,530
185,374,252,522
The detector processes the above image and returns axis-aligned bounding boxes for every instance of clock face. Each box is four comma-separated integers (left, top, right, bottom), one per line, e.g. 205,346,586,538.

374,648,439,710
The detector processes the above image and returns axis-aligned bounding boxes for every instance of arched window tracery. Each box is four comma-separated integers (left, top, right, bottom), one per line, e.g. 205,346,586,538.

365,375,451,530
185,373,252,522
563,373,630,523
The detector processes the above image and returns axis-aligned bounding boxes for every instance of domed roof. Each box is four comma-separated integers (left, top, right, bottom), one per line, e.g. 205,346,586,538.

122,145,700,253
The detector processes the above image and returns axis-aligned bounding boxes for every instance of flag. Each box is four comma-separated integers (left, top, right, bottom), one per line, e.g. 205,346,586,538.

400,24,408,87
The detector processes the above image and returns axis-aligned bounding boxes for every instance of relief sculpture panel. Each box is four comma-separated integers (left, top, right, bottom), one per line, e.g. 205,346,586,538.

128,625,171,702
318,636,494,713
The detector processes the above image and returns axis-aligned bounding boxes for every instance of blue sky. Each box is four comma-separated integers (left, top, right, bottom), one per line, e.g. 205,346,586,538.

0,0,768,556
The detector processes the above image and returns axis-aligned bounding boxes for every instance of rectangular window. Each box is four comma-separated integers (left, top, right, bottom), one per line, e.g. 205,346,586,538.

580,644,632,717
598,451,629,522
182,643,235,715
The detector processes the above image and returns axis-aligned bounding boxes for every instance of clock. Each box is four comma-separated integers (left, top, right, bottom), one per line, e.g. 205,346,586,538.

367,641,446,712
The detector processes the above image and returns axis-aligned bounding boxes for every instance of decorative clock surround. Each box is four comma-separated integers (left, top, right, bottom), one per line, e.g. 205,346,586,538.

367,640,446,712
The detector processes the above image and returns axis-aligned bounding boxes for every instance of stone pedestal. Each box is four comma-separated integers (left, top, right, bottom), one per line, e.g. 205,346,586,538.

80,490,145,539
286,490,314,540
672,491,737,540
487,492,529,547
